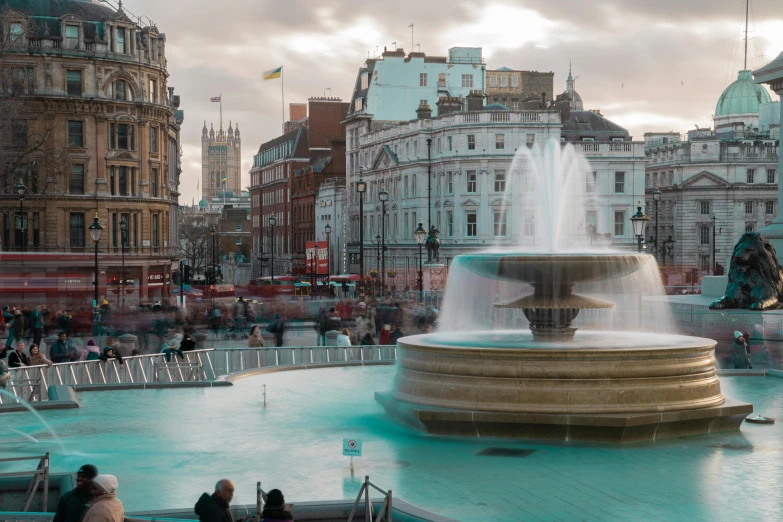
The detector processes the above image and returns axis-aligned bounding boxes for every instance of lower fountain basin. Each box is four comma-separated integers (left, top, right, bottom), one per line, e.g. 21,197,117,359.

377,330,753,442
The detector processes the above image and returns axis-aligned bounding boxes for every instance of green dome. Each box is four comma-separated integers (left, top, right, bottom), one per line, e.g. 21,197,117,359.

198,197,209,209
715,70,772,117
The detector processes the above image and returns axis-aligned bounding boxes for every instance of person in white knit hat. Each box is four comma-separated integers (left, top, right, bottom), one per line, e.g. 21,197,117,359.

82,475,124,522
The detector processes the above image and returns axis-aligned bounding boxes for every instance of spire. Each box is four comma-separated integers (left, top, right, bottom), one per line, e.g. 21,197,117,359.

743,0,749,70
566,62,575,93
235,122,240,137
228,120,234,136
568,60,573,81
202,120,208,138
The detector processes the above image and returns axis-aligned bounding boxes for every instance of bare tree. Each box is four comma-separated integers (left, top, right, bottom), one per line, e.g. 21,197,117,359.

178,214,211,275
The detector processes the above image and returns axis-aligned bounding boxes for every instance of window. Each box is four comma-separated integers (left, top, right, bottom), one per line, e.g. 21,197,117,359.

119,166,129,196
150,127,159,153
586,171,596,193
33,212,39,248
526,134,535,149
494,170,506,192
447,136,452,151
149,78,157,104
493,210,507,236
437,138,441,154
438,73,446,87
614,172,625,194
766,201,775,215
69,164,85,194
614,211,625,236
64,69,82,96
9,22,23,44
586,211,597,234
446,211,453,237
109,167,116,195
461,74,473,88
116,27,126,54
500,75,508,87
11,120,28,146
419,73,427,87
68,121,84,147
111,123,134,150
495,134,505,149
511,75,519,88
768,169,777,184
699,227,710,245
466,211,477,237
151,168,159,197
354,98,363,112
412,175,416,196
404,176,409,198
700,201,710,215
447,171,453,194
65,25,79,49
747,169,755,184
69,213,85,248
152,214,159,248
235,225,242,232
466,170,477,193
512,101,519,110
700,255,710,272
360,73,369,90
746,223,755,233
745,201,753,215
404,212,409,237
467,135,475,150
11,67,26,94
489,75,497,87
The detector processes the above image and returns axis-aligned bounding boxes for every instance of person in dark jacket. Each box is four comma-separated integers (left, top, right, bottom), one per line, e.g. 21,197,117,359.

8,341,30,368
195,479,249,522
261,489,293,521
52,464,98,522
50,332,78,364
731,331,752,369
100,347,124,368
180,333,197,352
389,324,405,345
266,315,285,347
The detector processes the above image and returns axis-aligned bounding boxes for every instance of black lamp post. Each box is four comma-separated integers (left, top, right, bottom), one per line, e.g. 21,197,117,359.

375,234,382,296
379,184,388,296
269,214,276,283
325,222,332,280
415,220,427,302
652,186,661,261
665,235,675,267
88,213,104,306
356,175,366,283
711,214,720,275
120,219,127,309
630,201,650,253
426,138,432,231
15,179,25,252
210,225,217,301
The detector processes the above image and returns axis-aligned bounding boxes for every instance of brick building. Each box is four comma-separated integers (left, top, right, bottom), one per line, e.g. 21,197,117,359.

485,67,554,109
249,97,348,278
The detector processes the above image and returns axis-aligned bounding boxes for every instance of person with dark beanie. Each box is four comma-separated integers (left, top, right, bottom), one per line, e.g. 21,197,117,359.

53,464,99,522
261,489,293,521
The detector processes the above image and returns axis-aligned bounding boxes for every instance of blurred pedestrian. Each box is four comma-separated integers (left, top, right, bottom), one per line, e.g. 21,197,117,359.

100,347,124,368
50,332,78,363
82,339,102,361
29,344,52,366
8,341,29,368
260,489,293,521
731,331,751,369
266,314,285,347
379,324,391,345
195,479,249,522
248,326,265,347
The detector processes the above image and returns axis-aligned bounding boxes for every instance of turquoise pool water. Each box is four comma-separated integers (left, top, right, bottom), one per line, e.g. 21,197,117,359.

2,367,783,522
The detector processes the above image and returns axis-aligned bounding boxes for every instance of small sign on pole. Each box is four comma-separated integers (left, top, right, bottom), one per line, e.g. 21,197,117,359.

343,438,362,473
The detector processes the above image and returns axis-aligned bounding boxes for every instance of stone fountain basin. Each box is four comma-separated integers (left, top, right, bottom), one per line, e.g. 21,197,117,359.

459,252,649,286
377,330,753,442
391,331,726,415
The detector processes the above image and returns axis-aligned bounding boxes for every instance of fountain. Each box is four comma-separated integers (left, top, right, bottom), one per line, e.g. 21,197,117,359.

377,140,753,443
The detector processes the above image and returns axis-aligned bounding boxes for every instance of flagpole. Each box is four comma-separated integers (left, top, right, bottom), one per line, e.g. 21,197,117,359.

220,93,223,131
281,68,285,134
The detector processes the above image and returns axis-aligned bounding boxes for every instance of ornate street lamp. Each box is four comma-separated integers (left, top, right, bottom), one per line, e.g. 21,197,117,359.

16,179,25,252
268,214,276,283
652,186,661,261
379,183,388,296
356,174,367,283
415,220,427,302
88,213,104,306
324,222,332,280
119,219,127,308
630,201,650,253
210,225,217,300
665,235,675,267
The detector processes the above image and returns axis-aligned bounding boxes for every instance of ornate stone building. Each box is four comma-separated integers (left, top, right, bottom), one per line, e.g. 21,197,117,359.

644,69,779,276
485,67,554,109
0,0,183,306
201,121,241,200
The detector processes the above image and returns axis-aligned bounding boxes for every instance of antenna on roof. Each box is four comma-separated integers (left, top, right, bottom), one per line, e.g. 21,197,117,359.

392,41,396,50
408,24,414,51
743,0,749,69
324,88,331,97
416,44,420,52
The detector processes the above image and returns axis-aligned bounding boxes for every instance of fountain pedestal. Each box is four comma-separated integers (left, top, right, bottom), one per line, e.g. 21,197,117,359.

377,331,753,443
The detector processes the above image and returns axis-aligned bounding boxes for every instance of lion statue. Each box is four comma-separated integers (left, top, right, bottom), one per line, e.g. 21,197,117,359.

710,232,783,310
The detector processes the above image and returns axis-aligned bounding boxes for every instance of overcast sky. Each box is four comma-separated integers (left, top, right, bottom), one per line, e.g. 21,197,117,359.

119,0,783,205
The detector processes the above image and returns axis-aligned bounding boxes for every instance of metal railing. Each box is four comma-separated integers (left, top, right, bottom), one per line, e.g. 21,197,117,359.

348,475,393,522
0,454,49,512
3,345,398,404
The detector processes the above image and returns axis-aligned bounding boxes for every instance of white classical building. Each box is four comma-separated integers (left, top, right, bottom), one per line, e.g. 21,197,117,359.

644,68,780,275
315,177,347,275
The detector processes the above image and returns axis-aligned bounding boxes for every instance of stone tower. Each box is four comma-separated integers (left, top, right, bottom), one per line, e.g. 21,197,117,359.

201,120,242,201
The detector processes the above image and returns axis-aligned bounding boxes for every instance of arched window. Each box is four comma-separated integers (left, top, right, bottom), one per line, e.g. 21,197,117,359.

107,79,134,101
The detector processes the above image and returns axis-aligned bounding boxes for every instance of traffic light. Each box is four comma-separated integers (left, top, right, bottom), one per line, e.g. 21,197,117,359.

183,264,191,285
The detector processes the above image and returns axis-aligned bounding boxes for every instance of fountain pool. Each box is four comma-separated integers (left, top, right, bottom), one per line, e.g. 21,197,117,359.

1,367,782,521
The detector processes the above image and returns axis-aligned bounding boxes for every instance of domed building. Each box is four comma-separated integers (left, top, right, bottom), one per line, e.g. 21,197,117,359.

644,68,779,277
0,0,184,306
714,70,773,130
561,64,583,111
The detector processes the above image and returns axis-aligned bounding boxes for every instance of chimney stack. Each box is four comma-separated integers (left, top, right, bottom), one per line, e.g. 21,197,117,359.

416,102,432,120
436,96,462,117
467,90,485,112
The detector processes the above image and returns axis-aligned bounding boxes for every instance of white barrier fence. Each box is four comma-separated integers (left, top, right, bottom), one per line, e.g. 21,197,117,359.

2,345,397,405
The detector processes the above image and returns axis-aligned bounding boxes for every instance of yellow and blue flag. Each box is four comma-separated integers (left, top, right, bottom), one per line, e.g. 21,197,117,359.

263,66,283,80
